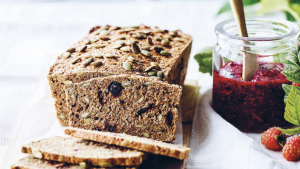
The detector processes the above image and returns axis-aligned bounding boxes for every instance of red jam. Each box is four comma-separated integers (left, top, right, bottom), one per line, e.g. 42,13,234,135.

212,62,291,132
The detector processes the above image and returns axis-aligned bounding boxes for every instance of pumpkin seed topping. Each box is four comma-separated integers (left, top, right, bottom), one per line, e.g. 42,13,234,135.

122,81,131,87
156,36,163,41
147,36,153,45
150,76,162,80
112,44,123,49
169,31,178,37
93,44,105,48
153,28,162,32
141,50,151,57
145,65,156,72
141,46,150,51
117,35,126,40
131,42,141,54
117,41,125,46
123,62,132,71
78,46,87,52
70,57,81,64
94,53,103,58
150,62,160,69
151,45,163,52
127,56,135,62
90,61,103,67
105,54,115,58
164,34,172,40
124,27,136,31
66,47,76,53
81,112,90,118
99,30,109,36
83,39,90,45
91,39,99,43
157,71,165,78
174,37,185,42
161,39,170,46
62,52,71,59
148,71,157,76
160,50,171,56
83,54,92,59
143,82,153,85
120,46,131,52
82,58,93,67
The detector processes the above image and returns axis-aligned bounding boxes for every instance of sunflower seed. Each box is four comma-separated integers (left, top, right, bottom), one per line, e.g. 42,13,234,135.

99,30,109,36
100,37,110,41
62,52,71,59
105,54,115,58
60,114,66,119
82,58,93,67
161,39,170,46
148,71,157,76
123,62,132,71
80,162,87,169
70,57,81,64
108,26,120,32
93,44,105,48
143,82,153,86
145,65,156,72
117,35,126,40
150,62,159,69
66,47,76,53
131,42,141,54
83,118,91,125
83,39,90,45
143,133,149,137
124,27,136,31
137,97,144,103
117,41,125,46
94,53,103,58
150,76,162,80
78,46,87,52
81,112,90,118
157,71,165,78
153,28,162,32
141,46,150,51
83,97,89,103
151,45,163,52
90,61,103,67
160,50,171,56
122,81,131,87
112,44,122,49
156,36,163,41
158,114,162,121
169,31,178,37
174,37,185,42
136,125,143,127
127,39,138,45
120,46,131,52
91,39,99,43
83,54,92,59
141,50,151,57
147,36,153,45
86,45,92,49
100,162,113,168
137,32,147,39
163,35,172,40
127,56,135,62
64,80,73,85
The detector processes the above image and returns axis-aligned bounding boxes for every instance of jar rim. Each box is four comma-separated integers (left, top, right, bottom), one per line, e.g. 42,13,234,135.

215,18,299,41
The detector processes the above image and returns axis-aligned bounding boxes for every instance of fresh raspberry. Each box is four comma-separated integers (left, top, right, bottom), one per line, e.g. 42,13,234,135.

261,127,286,151
292,82,300,87
282,136,300,161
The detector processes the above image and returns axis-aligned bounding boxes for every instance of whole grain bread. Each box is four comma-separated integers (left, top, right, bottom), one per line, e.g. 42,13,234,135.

48,24,192,126
65,128,191,160
11,156,137,169
64,75,181,141
21,136,144,167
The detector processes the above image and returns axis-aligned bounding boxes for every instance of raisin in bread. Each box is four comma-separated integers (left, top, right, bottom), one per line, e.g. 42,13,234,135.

11,156,137,169
65,75,181,142
65,128,191,159
48,24,192,126
21,136,144,167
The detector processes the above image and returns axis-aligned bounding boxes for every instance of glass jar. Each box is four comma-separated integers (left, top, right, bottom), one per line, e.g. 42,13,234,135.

213,18,299,132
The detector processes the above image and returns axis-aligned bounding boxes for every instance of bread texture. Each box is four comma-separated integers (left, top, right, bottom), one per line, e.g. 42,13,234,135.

64,75,181,141
21,136,144,167
65,128,191,159
48,24,192,126
11,156,137,169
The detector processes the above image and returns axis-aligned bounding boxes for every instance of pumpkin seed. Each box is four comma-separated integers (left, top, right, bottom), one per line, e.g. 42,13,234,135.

101,25,110,30
78,46,87,52
64,80,73,85
117,35,126,40
143,82,153,86
66,47,76,53
153,28,162,32
143,133,149,137
150,62,160,69
82,58,93,67
145,65,156,72
121,139,130,146
157,126,162,131
122,81,131,87
100,162,113,167
80,162,87,169
160,50,171,56
62,52,71,59
99,30,108,36
169,31,178,37
83,39,90,45
127,39,138,45
93,44,105,48
131,42,141,54
127,56,135,62
124,27,136,31
108,26,120,32
147,36,153,45
100,37,110,41
164,35,172,40
83,118,91,125
83,54,92,59
151,45,163,52
157,71,165,78
136,125,143,127
141,50,151,57
90,61,102,67
156,36,163,41
86,45,92,49
158,114,162,121
148,71,157,76
105,54,115,58
112,44,122,49
150,76,162,80
161,39,170,46
123,62,132,71
94,53,103,58
141,46,150,51
91,39,99,43
137,32,147,39
32,148,43,159
117,41,125,46
60,114,66,119
81,112,90,118
174,37,185,42
137,97,144,103
70,57,81,64
84,97,89,103
120,46,131,52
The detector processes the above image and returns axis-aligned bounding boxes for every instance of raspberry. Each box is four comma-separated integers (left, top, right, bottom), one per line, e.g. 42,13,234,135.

292,82,300,87
261,127,286,151
282,136,300,161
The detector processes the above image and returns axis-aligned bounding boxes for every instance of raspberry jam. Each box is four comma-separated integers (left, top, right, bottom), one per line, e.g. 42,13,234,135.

212,62,291,132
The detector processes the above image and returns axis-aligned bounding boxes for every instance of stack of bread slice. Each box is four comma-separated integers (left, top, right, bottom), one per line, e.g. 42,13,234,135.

11,128,191,169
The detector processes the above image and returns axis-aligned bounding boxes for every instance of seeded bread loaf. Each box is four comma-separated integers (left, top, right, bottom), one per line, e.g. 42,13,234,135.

21,136,144,167
48,24,192,126
65,75,181,141
65,128,191,159
11,156,137,169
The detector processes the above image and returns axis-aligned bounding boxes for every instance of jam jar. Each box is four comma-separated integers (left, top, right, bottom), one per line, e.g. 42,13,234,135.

213,18,299,132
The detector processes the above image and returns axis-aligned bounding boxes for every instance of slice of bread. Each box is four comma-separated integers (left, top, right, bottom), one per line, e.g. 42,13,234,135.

65,128,191,160
21,136,144,167
11,156,137,169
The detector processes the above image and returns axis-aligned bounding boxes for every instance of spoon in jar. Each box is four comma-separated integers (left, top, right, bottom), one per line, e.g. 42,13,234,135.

229,0,260,81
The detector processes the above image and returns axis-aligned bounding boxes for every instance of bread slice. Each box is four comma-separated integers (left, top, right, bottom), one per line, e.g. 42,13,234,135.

65,74,182,142
11,156,137,169
21,136,144,167
65,128,191,160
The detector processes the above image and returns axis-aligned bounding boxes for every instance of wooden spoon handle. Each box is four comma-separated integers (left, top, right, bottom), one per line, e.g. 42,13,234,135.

230,0,248,37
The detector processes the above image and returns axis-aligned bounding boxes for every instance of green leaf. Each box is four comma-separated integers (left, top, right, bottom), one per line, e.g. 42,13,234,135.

282,84,292,103
273,53,288,64
285,2,300,22
194,47,213,76
217,0,260,16
284,86,300,125
282,51,300,83
277,127,300,135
